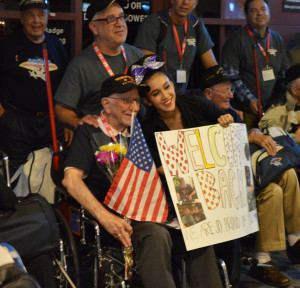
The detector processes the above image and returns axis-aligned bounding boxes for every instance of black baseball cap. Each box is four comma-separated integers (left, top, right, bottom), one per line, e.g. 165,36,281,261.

19,0,49,11
86,0,123,22
201,65,239,89
285,64,300,85
101,74,138,98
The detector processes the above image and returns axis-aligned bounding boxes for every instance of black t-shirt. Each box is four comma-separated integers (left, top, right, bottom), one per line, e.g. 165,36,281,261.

64,124,129,202
0,29,68,112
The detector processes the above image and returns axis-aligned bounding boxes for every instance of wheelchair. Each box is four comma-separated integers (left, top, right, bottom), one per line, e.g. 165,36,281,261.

0,149,140,288
54,185,234,288
54,186,140,288
1,151,232,288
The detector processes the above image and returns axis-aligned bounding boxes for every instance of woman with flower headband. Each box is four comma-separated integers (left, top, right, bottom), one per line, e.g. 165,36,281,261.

131,55,233,174
130,55,233,288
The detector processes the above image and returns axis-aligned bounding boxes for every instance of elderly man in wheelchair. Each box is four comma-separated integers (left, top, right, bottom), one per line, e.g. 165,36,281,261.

62,74,223,288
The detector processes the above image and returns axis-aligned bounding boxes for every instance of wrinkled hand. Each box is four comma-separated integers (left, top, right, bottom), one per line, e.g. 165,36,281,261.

78,114,99,128
287,111,300,125
217,114,234,127
64,128,74,148
250,133,277,156
100,210,133,248
250,100,259,115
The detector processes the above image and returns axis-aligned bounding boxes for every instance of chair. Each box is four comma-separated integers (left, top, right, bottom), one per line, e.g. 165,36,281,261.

56,183,234,288
55,186,140,288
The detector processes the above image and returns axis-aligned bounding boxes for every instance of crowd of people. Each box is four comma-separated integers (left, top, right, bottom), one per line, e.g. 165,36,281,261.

1,0,300,287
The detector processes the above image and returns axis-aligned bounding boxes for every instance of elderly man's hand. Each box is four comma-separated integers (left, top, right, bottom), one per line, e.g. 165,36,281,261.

248,132,277,156
100,209,133,248
217,114,234,127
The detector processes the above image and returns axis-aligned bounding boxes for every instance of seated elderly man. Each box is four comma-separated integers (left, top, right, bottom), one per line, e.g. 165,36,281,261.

202,65,300,288
62,74,222,288
259,64,300,144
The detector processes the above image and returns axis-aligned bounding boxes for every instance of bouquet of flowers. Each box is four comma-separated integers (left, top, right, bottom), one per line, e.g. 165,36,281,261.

94,142,127,182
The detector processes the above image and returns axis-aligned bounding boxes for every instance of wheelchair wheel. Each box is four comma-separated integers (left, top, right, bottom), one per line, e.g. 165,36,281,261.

52,207,80,288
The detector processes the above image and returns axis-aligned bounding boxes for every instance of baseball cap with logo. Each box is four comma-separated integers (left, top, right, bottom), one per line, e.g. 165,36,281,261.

86,0,124,23
201,65,239,89
19,0,49,11
101,74,138,99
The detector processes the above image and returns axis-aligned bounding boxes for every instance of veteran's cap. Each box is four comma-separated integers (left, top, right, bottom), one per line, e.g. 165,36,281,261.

19,0,49,11
201,65,239,89
101,74,138,98
86,0,123,22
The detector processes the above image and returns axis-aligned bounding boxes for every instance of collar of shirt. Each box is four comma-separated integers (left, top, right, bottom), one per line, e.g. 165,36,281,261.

247,25,270,40
97,111,131,139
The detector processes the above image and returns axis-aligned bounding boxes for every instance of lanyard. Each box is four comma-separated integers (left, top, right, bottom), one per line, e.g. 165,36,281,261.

168,9,188,65
99,112,117,143
92,42,128,76
245,25,270,64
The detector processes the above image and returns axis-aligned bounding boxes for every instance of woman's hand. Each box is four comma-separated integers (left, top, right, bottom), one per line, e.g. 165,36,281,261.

217,114,234,127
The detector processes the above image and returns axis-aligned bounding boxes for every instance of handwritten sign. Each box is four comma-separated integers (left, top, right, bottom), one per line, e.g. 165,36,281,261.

155,123,259,251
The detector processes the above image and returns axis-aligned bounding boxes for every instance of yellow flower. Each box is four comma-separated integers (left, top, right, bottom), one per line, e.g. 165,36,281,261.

99,143,127,156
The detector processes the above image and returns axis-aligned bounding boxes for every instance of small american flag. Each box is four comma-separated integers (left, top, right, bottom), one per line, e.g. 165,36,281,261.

104,115,168,222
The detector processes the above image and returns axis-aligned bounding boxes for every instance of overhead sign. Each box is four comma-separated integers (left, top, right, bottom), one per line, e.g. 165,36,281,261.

123,0,150,45
283,0,300,12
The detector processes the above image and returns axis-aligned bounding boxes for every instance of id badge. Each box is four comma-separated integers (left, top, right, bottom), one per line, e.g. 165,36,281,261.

262,67,275,82
176,69,187,83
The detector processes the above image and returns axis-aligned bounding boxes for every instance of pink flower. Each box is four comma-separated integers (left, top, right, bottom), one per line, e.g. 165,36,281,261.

95,151,119,164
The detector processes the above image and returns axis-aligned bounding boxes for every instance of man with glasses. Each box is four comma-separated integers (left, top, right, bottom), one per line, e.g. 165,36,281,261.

63,74,140,250
201,65,242,288
54,0,143,136
63,74,184,288
259,64,300,144
0,2,67,288
203,65,300,288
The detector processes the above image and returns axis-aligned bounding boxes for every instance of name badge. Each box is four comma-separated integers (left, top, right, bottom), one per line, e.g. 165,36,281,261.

176,69,187,83
262,67,275,82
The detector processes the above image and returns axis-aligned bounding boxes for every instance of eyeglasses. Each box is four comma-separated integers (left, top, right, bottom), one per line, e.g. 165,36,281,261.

109,96,140,105
211,88,235,96
92,14,128,25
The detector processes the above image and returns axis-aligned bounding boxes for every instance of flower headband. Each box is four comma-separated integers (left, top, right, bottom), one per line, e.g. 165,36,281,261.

131,55,165,85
